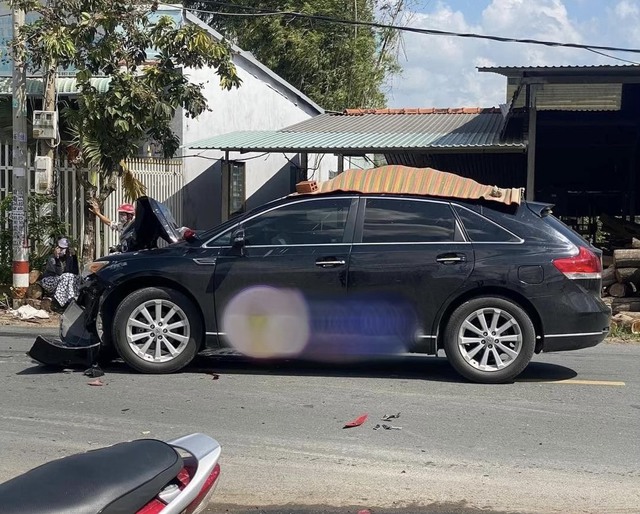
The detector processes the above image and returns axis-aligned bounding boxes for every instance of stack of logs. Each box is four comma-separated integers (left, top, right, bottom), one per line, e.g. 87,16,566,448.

602,241,640,333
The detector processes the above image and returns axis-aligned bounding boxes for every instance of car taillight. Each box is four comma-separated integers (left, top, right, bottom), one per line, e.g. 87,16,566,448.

184,463,221,514
553,246,602,279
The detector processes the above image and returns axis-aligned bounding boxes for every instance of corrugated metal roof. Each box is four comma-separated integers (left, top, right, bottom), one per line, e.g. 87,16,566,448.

479,65,640,77
506,83,622,111
189,110,525,152
0,77,111,96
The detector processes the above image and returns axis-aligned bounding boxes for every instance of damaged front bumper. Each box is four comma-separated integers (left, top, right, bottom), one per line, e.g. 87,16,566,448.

28,277,105,368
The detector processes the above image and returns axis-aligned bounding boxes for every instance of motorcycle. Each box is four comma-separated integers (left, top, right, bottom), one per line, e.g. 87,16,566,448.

0,433,221,514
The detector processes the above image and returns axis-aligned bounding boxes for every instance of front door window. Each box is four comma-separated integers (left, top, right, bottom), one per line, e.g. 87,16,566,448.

243,198,351,246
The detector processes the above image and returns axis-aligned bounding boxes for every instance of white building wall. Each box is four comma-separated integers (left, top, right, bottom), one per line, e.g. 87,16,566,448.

178,57,322,229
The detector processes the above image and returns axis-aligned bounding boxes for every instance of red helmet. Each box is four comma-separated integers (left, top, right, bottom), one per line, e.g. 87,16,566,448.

117,203,135,214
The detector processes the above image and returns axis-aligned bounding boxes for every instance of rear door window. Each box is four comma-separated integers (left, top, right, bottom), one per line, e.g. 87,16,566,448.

453,205,521,243
362,198,456,243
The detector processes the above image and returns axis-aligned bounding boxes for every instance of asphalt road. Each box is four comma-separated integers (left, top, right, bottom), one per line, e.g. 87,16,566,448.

0,327,638,514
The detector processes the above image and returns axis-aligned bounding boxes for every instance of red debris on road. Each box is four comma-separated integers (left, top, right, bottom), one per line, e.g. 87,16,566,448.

343,413,368,428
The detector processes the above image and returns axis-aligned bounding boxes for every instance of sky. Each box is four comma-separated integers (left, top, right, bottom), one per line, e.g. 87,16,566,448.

386,0,640,108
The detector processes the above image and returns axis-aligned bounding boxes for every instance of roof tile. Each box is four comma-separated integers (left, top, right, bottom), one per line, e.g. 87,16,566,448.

342,107,500,115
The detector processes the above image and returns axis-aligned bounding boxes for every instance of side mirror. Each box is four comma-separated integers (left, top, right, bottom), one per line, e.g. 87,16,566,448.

232,228,246,248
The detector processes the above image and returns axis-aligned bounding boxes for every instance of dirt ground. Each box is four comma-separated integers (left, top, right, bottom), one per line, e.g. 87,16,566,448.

0,309,60,328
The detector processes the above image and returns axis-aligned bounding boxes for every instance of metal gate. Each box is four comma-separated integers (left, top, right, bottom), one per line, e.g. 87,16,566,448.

0,143,183,258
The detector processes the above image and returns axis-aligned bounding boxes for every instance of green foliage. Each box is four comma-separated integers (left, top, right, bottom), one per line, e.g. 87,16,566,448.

9,0,242,260
185,0,405,111
0,194,69,285
9,0,241,177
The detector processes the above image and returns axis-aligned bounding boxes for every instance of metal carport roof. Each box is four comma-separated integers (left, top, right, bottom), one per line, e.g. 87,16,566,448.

188,108,526,153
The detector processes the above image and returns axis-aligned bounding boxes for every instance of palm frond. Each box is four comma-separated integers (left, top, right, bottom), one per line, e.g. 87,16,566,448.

120,160,147,202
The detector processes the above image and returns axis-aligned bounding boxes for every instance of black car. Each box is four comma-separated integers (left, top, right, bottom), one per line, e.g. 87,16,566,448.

68,192,609,384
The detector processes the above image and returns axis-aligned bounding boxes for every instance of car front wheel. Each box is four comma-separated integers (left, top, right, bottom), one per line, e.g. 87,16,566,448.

113,287,202,373
443,297,535,383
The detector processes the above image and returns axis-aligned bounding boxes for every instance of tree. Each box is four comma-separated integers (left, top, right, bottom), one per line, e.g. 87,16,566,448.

184,0,407,111
9,0,241,262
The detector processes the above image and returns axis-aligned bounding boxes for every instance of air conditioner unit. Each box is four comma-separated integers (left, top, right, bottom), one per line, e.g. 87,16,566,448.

32,110,58,139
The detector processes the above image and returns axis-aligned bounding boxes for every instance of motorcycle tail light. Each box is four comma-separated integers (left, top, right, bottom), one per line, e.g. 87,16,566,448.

553,246,602,279
136,498,166,514
135,466,193,514
184,464,221,514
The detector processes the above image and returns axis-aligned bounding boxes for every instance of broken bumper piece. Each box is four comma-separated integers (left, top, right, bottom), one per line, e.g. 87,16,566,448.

28,300,100,368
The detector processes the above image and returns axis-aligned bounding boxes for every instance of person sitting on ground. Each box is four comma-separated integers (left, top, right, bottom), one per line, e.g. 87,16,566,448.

89,201,135,234
40,237,80,309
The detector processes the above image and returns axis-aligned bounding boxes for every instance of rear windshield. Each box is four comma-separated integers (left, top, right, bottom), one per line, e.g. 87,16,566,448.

543,215,592,248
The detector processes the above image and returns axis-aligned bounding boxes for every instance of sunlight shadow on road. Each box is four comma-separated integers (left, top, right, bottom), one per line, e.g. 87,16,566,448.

190,354,466,383
515,361,578,382
16,355,578,384
187,354,575,384
16,364,77,376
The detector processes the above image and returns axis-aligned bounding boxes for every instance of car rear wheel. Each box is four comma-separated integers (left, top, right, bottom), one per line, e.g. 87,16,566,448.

113,287,202,373
443,297,535,383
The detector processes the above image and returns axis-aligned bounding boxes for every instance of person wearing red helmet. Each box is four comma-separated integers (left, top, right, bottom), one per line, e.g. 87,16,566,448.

89,200,135,233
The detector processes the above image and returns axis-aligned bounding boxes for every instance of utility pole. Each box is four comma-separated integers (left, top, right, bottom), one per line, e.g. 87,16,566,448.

42,61,56,191
11,6,29,300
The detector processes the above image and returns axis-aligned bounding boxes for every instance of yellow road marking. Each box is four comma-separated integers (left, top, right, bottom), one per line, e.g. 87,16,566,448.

519,378,625,386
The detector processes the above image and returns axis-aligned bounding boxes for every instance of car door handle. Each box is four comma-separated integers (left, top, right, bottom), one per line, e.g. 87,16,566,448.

193,257,217,266
436,254,466,264
315,258,346,268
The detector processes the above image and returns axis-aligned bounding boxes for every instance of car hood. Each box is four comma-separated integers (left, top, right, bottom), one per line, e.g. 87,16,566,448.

120,196,181,252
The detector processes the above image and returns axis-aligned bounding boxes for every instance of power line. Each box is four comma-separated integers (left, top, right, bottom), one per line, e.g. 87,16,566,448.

174,1,640,57
585,48,640,66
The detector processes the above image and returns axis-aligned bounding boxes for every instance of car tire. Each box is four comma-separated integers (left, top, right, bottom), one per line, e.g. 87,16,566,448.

443,296,535,384
113,287,202,373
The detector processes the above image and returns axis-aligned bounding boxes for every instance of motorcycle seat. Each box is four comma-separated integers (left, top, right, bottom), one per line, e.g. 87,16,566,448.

0,439,183,514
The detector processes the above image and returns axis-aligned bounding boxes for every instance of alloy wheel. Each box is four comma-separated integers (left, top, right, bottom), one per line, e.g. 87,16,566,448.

457,307,523,372
126,299,191,363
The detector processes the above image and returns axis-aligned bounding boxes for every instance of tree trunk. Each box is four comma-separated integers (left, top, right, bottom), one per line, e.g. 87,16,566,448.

615,267,640,284
602,266,616,287
613,249,640,268
79,169,118,264
609,282,631,298
611,313,633,331
611,298,640,313
608,310,640,319
82,189,97,265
